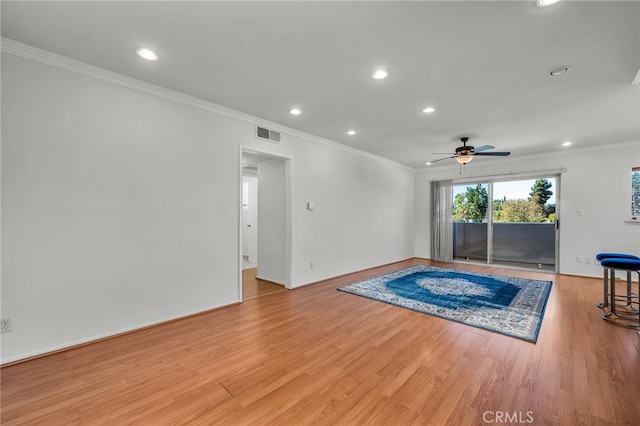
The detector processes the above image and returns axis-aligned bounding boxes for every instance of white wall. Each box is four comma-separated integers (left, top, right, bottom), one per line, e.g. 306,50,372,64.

1,51,415,363
242,175,258,263
257,159,287,284
4,44,634,364
289,140,416,286
414,142,640,278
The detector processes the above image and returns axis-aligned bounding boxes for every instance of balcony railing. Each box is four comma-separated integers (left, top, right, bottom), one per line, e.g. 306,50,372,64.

453,222,555,267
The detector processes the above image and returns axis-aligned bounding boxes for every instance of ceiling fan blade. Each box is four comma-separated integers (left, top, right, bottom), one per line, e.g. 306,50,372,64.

431,152,455,155
474,151,510,156
474,145,494,152
429,156,454,163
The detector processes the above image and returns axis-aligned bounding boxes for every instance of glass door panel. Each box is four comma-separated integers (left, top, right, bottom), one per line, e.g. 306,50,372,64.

453,183,489,262
491,177,557,271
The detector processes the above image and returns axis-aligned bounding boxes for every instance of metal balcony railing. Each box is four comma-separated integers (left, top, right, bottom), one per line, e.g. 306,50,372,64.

453,222,555,267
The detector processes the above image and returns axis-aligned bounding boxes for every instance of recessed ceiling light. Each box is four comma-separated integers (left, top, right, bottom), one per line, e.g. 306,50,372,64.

136,48,159,61
346,130,357,135
562,141,572,147
289,108,302,115
425,162,432,166
548,65,570,76
372,69,389,80
537,0,560,7
422,107,436,114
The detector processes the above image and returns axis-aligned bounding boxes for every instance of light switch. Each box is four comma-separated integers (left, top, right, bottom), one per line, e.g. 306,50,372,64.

577,209,584,217
307,202,315,211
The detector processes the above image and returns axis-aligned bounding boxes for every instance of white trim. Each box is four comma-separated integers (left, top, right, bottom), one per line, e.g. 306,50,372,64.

238,147,244,302
0,303,238,366
238,146,293,296
1,37,412,172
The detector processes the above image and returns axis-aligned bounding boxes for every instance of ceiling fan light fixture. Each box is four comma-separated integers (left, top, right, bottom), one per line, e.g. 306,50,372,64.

455,155,473,165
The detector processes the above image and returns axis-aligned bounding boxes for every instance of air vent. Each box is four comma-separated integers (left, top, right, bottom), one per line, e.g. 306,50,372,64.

256,126,281,143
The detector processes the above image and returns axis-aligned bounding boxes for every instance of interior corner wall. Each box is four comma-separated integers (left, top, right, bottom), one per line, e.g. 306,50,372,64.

1,51,415,363
413,142,640,278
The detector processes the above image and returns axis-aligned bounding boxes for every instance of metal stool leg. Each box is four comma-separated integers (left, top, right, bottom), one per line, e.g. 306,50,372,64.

626,270,632,306
603,268,616,320
602,267,640,328
597,266,609,308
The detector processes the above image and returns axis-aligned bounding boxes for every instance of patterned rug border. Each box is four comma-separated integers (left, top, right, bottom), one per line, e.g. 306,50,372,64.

337,265,553,343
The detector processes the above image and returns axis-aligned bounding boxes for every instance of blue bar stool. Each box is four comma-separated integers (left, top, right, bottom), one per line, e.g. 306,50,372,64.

599,258,640,328
596,253,639,309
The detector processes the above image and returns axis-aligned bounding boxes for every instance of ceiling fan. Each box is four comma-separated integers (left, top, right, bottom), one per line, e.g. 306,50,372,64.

430,137,511,164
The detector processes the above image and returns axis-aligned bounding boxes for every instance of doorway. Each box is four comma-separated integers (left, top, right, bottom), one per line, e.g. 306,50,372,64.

239,148,292,300
453,176,558,271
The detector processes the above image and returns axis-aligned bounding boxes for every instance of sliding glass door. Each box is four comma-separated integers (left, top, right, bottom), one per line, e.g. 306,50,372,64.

453,177,557,271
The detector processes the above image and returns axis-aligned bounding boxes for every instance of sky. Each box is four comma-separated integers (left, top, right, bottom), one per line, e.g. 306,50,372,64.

454,178,556,205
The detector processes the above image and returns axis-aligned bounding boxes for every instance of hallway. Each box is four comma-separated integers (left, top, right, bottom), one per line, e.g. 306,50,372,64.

242,267,286,300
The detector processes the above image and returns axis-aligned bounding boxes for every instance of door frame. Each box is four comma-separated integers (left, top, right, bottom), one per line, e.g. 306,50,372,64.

238,146,293,301
453,174,560,272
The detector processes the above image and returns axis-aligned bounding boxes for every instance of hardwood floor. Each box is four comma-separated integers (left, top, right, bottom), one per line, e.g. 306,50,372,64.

2,259,639,425
242,268,286,300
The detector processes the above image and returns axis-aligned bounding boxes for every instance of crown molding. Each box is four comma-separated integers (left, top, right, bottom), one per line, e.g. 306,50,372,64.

1,37,413,173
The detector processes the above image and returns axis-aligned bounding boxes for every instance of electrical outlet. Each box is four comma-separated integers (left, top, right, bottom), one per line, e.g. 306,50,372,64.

1,317,13,333
310,261,315,270
576,256,582,263
585,257,592,264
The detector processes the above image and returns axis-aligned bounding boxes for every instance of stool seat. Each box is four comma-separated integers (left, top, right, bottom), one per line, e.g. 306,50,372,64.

600,258,640,270
596,253,640,261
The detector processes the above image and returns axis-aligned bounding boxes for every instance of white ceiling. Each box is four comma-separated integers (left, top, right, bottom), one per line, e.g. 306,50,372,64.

2,1,639,169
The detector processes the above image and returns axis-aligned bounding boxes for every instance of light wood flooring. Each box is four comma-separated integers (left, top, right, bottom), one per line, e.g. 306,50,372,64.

1,259,639,425
242,267,286,300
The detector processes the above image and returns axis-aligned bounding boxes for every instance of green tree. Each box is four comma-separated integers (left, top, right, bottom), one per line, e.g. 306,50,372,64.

492,196,506,222
545,203,556,216
453,185,488,222
530,179,553,208
497,197,545,223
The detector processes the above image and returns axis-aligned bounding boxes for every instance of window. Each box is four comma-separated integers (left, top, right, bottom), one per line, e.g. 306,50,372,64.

632,167,640,217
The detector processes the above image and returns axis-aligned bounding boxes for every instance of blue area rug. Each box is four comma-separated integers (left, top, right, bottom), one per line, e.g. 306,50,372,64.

338,265,552,342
